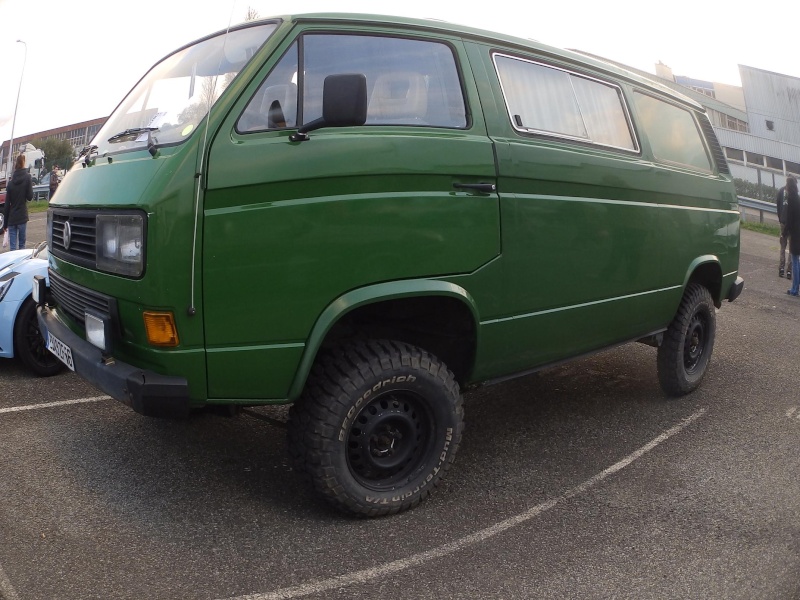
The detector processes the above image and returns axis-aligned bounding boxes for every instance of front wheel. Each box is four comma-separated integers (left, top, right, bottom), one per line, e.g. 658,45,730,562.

14,298,65,377
657,283,716,396
288,340,464,517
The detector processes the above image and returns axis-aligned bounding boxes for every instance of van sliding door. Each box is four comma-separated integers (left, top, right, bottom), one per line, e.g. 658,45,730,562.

470,44,666,376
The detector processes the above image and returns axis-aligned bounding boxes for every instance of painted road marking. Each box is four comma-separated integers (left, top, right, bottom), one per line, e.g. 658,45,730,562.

787,407,800,420
0,561,21,600
218,408,708,600
0,396,109,415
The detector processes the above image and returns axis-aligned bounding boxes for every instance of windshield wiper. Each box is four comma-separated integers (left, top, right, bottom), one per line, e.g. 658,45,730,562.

82,144,100,167
77,144,98,158
107,127,159,143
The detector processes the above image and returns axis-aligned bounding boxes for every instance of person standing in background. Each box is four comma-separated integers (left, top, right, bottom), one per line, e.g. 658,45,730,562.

49,164,60,199
0,153,33,250
777,182,791,279
783,176,800,296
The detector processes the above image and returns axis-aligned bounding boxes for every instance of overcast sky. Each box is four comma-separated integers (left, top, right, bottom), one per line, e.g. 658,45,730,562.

1,0,797,146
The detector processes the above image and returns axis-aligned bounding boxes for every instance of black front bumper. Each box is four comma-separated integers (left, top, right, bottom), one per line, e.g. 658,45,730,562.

37,305,191,418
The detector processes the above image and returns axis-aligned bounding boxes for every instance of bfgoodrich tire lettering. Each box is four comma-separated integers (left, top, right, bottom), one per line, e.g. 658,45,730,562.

288,339,464,517
657,283,716,396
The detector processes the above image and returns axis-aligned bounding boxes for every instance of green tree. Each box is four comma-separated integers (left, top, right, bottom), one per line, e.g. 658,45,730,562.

31,137,75,172
733,177,779,203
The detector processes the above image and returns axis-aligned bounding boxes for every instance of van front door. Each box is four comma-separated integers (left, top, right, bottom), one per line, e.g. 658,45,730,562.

204,30,499,400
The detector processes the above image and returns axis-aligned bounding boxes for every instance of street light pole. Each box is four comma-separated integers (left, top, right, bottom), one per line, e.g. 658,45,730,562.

5,39,27,184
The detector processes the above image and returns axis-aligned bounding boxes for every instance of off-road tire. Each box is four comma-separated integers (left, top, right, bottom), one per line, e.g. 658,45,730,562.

288,339,464,517
14,298,64,377
657,283,716,396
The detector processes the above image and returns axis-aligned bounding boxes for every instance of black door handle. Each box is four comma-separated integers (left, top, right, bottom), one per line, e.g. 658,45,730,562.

453,182,497,193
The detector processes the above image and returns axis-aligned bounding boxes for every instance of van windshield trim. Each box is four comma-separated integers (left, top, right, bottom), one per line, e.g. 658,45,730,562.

90,22,279,156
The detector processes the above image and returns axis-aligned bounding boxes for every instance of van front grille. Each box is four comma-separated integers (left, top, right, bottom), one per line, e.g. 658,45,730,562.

50,209,98,269
48,269,117,328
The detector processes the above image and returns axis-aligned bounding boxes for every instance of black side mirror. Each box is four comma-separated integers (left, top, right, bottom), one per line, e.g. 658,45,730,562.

290,74,367,142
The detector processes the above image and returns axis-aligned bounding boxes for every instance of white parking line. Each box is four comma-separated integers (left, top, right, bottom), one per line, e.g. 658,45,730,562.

219,408,708,600
0,396,109,414
0,562,21,600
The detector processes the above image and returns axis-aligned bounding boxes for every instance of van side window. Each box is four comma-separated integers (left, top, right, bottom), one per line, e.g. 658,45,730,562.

237,42,299,132
493,54,636,151
302,34,466,128
238,36,466,132
633,92,712,172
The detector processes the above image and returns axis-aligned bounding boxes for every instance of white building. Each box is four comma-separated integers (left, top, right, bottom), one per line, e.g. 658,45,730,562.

693,65,800,190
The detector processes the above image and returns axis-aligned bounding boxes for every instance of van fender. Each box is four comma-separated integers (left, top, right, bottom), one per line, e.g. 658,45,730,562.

288,280,480,400
680,254,723,304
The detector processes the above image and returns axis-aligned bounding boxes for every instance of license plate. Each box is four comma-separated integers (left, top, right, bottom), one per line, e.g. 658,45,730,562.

47,331,75,371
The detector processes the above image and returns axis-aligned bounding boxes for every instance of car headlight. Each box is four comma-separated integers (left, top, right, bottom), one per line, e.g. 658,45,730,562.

96,214,144,277
0,276,14,302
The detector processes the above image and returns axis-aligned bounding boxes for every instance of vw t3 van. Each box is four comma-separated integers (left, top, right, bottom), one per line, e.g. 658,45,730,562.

37,14,743,516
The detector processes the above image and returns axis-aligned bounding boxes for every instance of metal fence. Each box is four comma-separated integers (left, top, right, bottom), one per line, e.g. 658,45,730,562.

739,196,778,225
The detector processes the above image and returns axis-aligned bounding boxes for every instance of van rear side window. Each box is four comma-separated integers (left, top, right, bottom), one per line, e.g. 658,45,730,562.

493,54,637,152
633,92,712,172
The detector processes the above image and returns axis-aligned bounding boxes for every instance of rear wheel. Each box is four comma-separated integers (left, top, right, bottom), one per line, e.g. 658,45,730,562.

14,298,64,377
657,283,716,396
288,339,464,517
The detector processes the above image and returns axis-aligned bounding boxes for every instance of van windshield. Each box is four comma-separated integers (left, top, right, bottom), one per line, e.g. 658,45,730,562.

92,22,278,155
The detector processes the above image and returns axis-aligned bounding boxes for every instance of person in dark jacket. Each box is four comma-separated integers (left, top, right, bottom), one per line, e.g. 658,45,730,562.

783,176,800,296
777,183,791,278
1,153,32,250
49,164,60,199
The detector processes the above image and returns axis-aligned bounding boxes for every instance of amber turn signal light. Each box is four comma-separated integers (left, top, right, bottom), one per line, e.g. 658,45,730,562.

143,311,180,347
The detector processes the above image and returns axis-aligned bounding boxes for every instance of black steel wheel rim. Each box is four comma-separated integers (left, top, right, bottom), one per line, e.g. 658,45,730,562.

683,311,707,373
346,391,435,490
25,316,58,369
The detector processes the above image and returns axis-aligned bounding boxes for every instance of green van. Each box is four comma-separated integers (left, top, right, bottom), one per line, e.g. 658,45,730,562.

37,14,743,516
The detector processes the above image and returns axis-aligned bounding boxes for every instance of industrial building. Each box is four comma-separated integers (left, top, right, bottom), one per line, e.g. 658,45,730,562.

578,53,800,193
718,66,800,189
0,117,106,175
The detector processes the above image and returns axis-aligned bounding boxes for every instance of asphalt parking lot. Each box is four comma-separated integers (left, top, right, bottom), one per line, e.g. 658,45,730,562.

1,222,799,600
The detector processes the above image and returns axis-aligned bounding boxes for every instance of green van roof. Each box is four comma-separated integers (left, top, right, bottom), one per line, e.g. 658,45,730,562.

222,13,703,111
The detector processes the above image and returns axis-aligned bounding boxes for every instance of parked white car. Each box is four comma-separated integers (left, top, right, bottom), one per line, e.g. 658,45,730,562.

0,243,63,375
